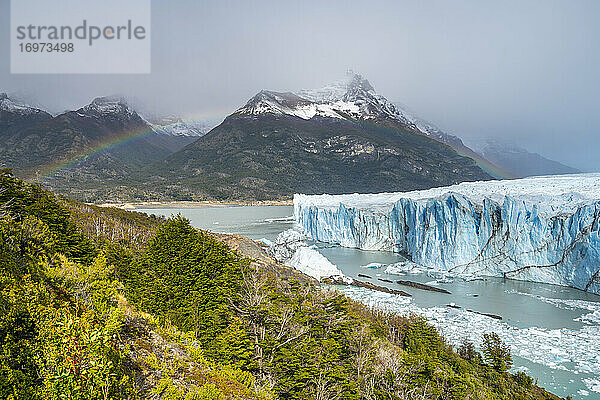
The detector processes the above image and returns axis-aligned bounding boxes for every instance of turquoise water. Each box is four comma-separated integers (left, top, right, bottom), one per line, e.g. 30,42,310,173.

137,205,600,399
137,205,294,242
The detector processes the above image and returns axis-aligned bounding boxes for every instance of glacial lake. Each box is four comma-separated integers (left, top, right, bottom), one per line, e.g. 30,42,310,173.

136,205,600,399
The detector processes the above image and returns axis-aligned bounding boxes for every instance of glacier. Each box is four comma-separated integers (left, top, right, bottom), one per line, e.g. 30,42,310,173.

294,174,600,294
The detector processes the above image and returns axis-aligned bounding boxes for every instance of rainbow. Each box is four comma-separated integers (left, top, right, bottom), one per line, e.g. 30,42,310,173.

452,147,515,180
31,124,157,181
29,110,227,181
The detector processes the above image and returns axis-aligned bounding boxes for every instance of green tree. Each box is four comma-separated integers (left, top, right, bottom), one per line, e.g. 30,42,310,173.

404,315,444,354
514,370,534,388
482,332,512,373
213,318,256,371
0,169,97,267
122,215,245,347
457,339,481,363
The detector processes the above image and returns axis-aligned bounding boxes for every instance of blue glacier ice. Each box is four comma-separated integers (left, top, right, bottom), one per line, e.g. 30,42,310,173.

294,174,600,294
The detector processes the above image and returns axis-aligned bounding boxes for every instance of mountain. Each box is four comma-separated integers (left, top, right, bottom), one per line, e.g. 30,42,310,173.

233,73,497,170
0,96,214,201
470,139,580,178
0,96,170,179
146,116,212,152
143,72,493,200
0,92,53,138
234,73,462,145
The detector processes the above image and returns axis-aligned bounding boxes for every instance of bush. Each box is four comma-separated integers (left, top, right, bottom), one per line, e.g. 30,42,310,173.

0,307,40,400
0,275,133,400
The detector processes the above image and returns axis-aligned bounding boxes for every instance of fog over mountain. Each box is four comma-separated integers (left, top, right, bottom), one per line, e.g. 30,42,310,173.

1,0,598,171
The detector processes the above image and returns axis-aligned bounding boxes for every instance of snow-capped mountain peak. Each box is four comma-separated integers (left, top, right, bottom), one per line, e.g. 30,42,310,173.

243,91,314,114
0,93,47,116
148,116,214,137
297,71,374,103
143,113,220,137
234,72,390,121
238,90,343,120
79,96,137,118
234,72,463,147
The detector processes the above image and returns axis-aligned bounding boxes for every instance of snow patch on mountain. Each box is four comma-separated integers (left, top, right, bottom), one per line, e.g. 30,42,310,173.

294,173,600,293
149,116,213,137
0,93,47,115
79,96,137,118
233,71,462,147
237,90,347,120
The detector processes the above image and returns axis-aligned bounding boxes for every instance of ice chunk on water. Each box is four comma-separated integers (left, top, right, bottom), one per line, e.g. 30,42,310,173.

360,262,385,269
340,286,600,382
384,260,427,275
584,378,600,393
268,229,306,261
258,238,273,246
286,246,347,281
269,229,348,282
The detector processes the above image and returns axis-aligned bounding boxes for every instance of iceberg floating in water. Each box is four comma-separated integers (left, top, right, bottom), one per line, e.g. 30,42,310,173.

384,260,427,275
360,262,385,269
294,174,600,294
286,246,347,281
268,229,350,282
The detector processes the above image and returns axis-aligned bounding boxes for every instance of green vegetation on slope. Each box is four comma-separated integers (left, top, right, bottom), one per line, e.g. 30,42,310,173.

122,216,244,344
0,169,561,399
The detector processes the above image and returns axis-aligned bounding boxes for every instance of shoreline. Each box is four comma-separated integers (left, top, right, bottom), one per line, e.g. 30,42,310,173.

95,199,294,210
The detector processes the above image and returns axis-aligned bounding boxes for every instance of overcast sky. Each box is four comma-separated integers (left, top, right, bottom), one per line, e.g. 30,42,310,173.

1,0,599,171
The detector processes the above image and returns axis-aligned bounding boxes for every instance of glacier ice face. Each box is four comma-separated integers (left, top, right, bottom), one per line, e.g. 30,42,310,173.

294,174,600,294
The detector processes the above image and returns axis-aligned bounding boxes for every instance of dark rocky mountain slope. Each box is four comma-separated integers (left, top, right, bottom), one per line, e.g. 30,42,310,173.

141,73,492,200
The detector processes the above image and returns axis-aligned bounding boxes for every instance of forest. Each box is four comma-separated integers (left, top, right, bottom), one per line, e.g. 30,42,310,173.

0,168,561,399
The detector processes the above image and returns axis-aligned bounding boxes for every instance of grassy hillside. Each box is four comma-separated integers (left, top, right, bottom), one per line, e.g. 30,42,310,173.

0,169,562,399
